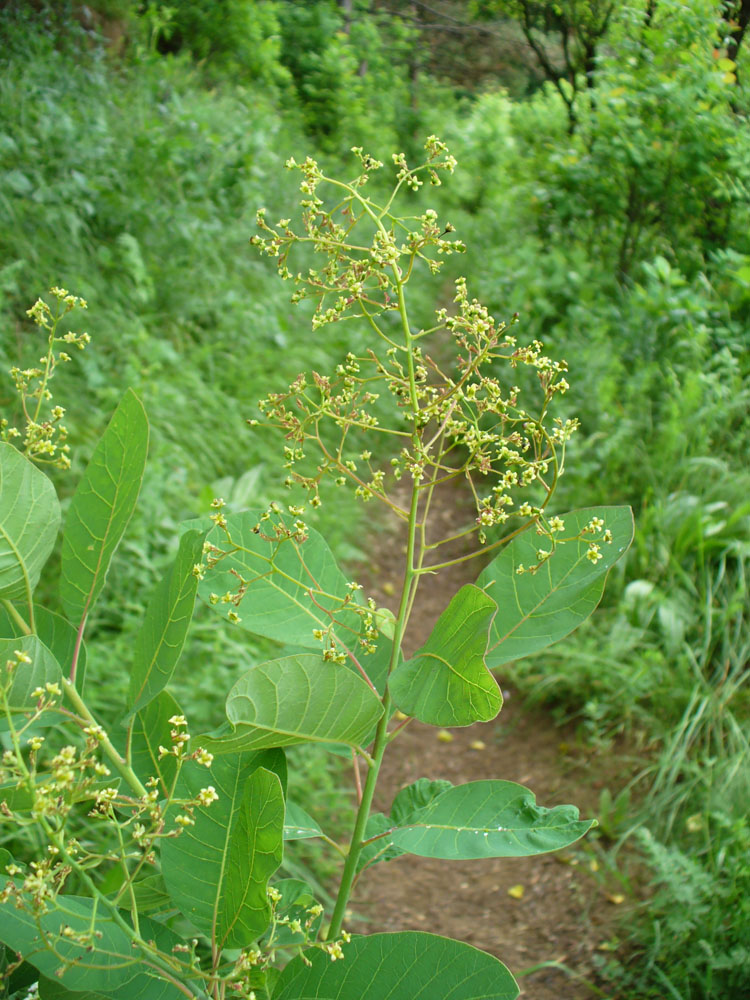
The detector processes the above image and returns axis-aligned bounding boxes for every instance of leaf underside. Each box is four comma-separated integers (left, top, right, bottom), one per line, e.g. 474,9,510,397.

389,779,595,860
390,585,501,726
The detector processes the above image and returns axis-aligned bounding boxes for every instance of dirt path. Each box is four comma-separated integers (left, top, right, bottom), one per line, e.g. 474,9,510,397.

352,484,621,999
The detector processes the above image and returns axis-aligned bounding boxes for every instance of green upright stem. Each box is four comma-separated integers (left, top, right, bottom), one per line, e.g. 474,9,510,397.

327,263,423,940
327,692,391,939
328,479,421,939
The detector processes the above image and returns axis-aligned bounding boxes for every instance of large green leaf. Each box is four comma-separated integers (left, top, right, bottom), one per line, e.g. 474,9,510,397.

199,510,361,649
0,442,60,601
128,689,183,793
60,390,148,625
161,753,285,950
388,780,594,859
0,603,87,691
0,885,185,997
389,586,501,726
273,932,519,1000
476,506,634,667
127,529,205,715
0,634,62,715
199,654,383,754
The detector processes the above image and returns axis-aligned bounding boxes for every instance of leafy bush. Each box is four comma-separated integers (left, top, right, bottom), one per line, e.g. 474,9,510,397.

147,0,290,89
0,145,631,998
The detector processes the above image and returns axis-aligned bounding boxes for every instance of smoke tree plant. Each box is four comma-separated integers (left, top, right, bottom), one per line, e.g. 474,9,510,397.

0,142,633,1000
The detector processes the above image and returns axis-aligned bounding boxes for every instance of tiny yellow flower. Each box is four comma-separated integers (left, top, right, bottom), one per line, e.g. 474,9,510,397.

194,747,214,767
197,786,219,807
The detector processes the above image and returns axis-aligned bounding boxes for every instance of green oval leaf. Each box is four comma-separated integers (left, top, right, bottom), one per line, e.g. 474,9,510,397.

60,389,149,626
200,654,383,753
389,780,594,859
273,932,519,1000
0,442,60,601
199,510,361,649
161,753,285,950
389,585,501,726
127,529,205,715
476,506,633,668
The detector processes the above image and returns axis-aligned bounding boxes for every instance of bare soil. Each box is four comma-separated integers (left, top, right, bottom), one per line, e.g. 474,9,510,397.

351,483,624,999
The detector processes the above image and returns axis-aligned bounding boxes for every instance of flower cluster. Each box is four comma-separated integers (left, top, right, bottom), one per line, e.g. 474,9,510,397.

250,137,465,335
248,139,578,556
1,648,218,924
514,513,615,575
225,887,343,995
2,287,90,469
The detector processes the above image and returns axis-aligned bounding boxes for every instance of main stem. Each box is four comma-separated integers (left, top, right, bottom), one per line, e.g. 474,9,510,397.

327,262,421,940
326,692,391,939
